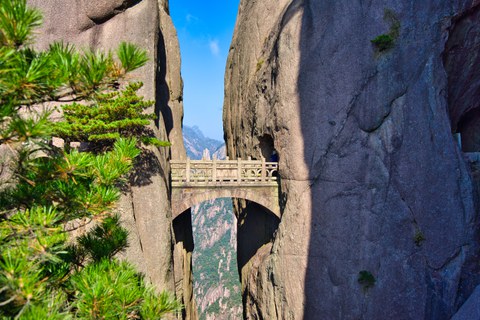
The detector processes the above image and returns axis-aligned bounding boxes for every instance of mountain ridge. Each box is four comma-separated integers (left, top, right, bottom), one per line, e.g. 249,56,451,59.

183,125,225,160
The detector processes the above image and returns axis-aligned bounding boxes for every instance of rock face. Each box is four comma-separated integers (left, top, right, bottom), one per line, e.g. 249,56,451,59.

224,0,480,319
445,5,480,151
28,0,195,318
451,285,480,320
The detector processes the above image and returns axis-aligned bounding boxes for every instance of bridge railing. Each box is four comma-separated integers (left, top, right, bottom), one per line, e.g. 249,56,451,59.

170,158,278,186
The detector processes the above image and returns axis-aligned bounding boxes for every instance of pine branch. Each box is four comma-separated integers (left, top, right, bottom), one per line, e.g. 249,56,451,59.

0,2,179,318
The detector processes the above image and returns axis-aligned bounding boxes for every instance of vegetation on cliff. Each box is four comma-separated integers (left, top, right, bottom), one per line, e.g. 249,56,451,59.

192,199,242,320
370,9,400,52
0,1,179,318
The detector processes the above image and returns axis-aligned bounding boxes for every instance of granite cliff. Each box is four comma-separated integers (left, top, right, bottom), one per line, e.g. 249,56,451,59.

224,0,480,319
27,1,196,318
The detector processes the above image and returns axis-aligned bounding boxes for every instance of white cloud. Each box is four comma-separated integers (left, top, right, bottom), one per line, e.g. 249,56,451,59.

186,13,199,23
209,39,220,56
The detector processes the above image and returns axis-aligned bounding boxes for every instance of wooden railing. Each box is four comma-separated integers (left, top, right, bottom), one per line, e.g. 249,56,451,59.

170,158,278,186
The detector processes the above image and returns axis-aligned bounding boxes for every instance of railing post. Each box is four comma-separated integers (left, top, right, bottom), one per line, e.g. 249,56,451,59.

237,158,242,184
212,157,217,182
261,157,266,182
186,158,190,183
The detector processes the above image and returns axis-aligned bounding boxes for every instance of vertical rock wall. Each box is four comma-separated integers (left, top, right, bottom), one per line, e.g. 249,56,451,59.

445,5,480,151
28,0,194,318
224,0,480,318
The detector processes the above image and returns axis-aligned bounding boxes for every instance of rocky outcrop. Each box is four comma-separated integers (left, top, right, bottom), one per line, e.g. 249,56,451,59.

224,0,480,319
28,0,194,318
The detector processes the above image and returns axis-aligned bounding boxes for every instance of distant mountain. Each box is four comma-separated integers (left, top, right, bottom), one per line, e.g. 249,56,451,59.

212,145,226,160
182,126,242,319
183,125,225,160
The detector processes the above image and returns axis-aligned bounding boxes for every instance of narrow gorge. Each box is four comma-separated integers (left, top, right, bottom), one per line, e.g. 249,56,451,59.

27,0,480,319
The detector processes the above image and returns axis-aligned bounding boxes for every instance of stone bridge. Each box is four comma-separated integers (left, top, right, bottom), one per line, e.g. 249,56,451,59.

170,158,280,219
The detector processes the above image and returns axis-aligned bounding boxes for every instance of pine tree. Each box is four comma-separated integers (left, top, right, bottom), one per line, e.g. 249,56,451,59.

54,81,171,150
0,1,180,318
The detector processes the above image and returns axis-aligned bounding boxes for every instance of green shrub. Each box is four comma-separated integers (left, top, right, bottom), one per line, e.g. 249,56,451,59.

358,270,376,291
371,9,400,52
414,230,426,247
256,58,264,72
371,34,395,51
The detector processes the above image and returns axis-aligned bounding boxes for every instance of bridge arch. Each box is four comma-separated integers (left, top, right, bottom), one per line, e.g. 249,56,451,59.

171,186,280,219
170,158,282,292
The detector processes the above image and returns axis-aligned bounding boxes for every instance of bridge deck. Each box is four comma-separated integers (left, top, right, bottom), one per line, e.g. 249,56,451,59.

170,158,278,187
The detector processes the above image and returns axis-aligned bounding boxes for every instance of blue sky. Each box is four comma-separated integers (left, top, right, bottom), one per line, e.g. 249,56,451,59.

170,0,240,141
